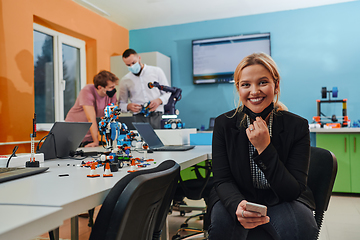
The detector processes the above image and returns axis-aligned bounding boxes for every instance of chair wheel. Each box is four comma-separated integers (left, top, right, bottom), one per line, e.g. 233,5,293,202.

180,210,185,216
181,223,188,228
172,234,180,240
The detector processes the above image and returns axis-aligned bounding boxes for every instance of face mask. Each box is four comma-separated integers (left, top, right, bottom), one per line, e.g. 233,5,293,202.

242,102,274,120
106,88,116,98
128,62,141,74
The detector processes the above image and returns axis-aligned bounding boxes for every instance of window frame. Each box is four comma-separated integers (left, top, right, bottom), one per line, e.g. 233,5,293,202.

33,23,86,131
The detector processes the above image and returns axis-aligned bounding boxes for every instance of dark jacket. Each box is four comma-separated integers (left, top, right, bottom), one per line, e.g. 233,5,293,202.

209,109,315,221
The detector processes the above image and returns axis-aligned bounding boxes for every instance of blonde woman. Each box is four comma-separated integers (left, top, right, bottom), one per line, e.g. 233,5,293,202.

208,53,318,240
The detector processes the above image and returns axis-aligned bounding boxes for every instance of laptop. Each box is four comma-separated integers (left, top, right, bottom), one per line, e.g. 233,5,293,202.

0,167,49,184
132,122,195,151
37,122,91,160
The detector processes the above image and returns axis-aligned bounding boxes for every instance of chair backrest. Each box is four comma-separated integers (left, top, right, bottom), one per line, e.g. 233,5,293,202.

89,160,180,240
179,162,212,200
307,146,338,230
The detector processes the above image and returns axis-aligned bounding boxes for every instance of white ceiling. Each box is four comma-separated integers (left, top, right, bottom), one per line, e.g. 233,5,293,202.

74,0,355,30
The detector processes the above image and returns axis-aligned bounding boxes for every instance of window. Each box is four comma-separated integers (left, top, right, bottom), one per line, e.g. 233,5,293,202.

33,23,86,130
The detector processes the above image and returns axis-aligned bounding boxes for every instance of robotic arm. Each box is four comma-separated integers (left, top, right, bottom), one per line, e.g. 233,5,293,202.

148,81,182,115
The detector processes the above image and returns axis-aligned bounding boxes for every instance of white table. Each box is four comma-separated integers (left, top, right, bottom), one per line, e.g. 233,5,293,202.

0,205,63,240
0,145,212,240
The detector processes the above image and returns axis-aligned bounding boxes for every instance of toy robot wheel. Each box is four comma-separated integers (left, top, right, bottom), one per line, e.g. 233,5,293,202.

175,109,180,115
119,161,124,168
321,87,327,99
332,87,338,98
171,123,177,129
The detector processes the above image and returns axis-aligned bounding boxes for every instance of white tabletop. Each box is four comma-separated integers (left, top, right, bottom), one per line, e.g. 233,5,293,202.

0,145,212,222
0,205,63,240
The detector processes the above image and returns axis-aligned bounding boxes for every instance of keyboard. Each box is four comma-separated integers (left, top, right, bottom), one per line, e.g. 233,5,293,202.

0,167,49,184
152,145,195,151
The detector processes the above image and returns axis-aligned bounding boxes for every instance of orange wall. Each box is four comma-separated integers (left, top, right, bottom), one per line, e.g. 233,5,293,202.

0,0,128,154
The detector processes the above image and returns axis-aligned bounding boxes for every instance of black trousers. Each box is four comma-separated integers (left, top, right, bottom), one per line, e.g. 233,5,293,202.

208,200,318,240
134,112,162,129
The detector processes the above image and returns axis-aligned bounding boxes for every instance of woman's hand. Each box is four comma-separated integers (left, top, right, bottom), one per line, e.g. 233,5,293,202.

246,117,271,154
236,200,270,229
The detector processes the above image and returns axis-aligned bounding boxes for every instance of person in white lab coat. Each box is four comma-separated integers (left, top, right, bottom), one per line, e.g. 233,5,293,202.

118,49,171,129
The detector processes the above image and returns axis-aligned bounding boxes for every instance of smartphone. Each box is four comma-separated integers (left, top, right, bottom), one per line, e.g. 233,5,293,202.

245,202,267,216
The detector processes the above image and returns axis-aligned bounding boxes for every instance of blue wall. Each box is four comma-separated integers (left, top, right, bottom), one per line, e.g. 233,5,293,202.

130,1,360,129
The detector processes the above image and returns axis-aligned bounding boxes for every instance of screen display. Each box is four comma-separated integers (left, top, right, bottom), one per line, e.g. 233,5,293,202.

192,33,271,84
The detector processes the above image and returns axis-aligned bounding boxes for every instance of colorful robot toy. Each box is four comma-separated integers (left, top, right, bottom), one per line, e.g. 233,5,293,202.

98,103,123,150
139,101,152,117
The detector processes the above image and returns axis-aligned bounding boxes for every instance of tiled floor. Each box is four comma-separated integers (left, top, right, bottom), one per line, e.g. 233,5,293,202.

318,194,360,240
32,209,100,240
168,198,207,240
32,194,360,240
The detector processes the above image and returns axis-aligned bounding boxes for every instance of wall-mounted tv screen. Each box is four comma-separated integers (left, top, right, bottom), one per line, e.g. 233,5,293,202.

192,33,271,84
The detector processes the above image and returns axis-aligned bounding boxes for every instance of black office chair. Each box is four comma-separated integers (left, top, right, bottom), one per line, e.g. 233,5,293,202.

307,146,337,239
247,146,338,240
89,160,180,240
172,161,213,240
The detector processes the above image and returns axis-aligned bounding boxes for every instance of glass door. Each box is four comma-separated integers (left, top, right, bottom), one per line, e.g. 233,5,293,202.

62,44,81,117
33,23,86,130
33,30,56,124
58,34,86,120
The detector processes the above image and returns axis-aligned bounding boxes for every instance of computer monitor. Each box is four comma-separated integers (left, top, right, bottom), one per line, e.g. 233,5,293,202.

192,33,271,84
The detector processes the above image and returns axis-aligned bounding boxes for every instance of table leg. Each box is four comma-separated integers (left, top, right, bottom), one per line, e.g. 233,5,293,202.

160,217,169,240
71,216,79,240
49,227,59,240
